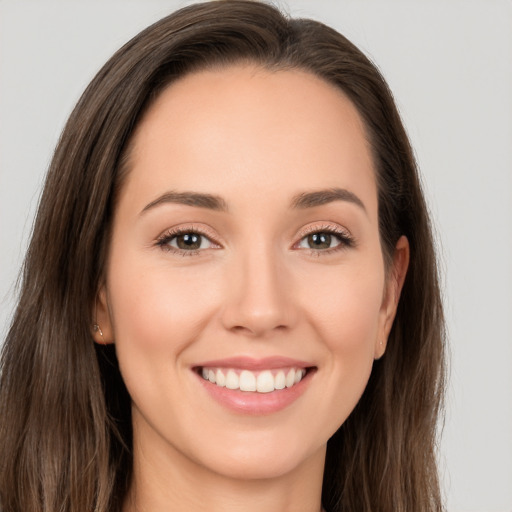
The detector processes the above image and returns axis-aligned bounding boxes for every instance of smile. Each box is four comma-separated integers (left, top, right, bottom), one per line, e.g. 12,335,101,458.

200,367,307,393
193,357,316,414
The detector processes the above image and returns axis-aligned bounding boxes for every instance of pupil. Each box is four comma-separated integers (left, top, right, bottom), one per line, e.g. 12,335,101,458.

177,233,201,250
308,233,331,249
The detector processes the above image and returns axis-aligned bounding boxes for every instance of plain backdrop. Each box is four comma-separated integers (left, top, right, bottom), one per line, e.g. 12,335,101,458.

0,1,511,511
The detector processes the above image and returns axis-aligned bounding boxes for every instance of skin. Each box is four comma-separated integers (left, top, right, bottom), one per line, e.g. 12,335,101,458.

95,65,409,512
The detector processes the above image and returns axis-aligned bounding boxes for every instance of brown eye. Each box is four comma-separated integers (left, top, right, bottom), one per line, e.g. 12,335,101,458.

175,233,202,250
162,231,215,252
298,231,341,250
306,232,333,249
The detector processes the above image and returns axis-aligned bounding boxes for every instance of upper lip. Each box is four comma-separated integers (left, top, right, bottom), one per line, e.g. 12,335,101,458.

193,356,314,371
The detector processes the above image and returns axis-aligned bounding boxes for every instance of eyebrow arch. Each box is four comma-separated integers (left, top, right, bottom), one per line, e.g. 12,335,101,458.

290,187,367,213
141,190,228,214
141,187,365,215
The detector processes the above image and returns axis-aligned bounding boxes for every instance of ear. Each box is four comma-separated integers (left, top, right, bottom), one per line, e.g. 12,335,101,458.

375,235,410,359
92,285,115,345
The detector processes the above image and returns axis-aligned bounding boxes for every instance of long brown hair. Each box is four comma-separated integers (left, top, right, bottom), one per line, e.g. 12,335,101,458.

0,2,446,511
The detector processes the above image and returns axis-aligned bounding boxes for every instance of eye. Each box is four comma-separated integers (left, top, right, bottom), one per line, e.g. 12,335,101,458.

298,232,339,250
295,226,354,253
156,227,219,254
170,232,211,250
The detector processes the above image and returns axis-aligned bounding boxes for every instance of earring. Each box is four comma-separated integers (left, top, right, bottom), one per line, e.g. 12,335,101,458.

93,324,105,343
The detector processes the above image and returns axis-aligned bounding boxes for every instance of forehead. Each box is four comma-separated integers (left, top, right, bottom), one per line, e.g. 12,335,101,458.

121,64,376,216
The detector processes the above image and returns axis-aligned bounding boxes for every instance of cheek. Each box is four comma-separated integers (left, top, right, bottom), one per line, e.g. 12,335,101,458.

105,252,226,425
305,263,385,348
106,251,221,360
301,261,384,404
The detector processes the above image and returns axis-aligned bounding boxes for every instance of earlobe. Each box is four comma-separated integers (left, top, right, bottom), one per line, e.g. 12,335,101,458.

375,235,410,359
92,285,114,344
374,339,385,360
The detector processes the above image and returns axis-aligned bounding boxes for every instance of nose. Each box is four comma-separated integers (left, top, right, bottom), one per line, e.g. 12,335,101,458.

220,243,298,338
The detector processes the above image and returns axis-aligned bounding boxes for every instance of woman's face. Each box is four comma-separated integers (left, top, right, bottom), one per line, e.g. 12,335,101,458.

97,65,407,481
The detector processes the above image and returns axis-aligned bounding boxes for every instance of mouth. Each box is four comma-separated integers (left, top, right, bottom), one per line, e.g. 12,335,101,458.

195,366,314,393
192,357,316,414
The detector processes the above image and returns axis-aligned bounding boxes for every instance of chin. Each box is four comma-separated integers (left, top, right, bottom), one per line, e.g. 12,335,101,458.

189,431,326,482
216,455,300,480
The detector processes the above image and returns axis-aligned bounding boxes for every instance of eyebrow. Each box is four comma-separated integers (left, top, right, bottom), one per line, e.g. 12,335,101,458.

141,191,229,214
141,187,366,215
290,187,366,213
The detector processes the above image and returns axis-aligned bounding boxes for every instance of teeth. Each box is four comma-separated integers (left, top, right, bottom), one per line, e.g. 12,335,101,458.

256,370,274,393
274,370,286,390
215,368,226,387
239,370,256,391
285,369,295,388
225,370,239,390
200,367,307,393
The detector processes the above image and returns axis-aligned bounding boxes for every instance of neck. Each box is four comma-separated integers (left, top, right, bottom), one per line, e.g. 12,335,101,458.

124,434,326,512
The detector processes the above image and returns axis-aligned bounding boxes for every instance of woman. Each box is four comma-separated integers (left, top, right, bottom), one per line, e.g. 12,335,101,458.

0,1,446,511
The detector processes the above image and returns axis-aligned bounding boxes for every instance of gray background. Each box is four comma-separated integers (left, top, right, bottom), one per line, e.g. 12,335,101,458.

1,1,511,510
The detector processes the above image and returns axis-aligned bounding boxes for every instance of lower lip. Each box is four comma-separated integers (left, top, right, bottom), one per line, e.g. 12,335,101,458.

194,370,314,415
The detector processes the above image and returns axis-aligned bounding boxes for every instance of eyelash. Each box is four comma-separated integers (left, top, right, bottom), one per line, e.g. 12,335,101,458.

295,224,355,256
155,223,355,257
156,224,219,256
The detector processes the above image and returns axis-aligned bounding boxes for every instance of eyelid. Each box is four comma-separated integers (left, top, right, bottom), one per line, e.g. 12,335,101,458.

155,223,223,253
153,221,354,256
292,222,356,252
296,222,352,239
